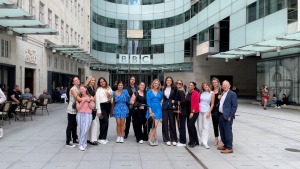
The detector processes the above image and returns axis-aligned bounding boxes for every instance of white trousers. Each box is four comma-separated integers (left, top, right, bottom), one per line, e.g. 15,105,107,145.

87,117,99,142
197,112,210,145
61,94,67,103
76,113,92,149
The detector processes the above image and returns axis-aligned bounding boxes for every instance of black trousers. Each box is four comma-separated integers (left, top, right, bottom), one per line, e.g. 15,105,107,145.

176,113,187,144
211,114,219,137
162,107,177,142
187,111,199,145
277,101,285,107
125,109,133,136
66,114,78,144
133,110,149,142
99,103,111,140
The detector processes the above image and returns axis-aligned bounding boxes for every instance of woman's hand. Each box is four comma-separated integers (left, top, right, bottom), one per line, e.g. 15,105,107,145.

189,113,194,119
178,101,180,105
86,97,91,102
206,112,210,118
97,113,101,118
172,100,175,103
90,96,95,101
150,112,154,117
218,93,223,100
82,98,87,102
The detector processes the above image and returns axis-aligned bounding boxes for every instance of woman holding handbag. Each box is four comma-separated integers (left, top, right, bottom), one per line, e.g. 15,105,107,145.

95,77,113,145
130,82,148,144
186,82,200,148
146,79,163,146
174,80,187,147
162,77,177,146
111,81,131,143
76,85,94,151
86,76,98,146
197,81,215,149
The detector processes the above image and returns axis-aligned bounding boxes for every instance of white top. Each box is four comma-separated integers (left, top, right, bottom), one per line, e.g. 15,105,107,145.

164,87,171,99
219,90,229,113
0,88,6,104
96,87,113,114
199,91,213,113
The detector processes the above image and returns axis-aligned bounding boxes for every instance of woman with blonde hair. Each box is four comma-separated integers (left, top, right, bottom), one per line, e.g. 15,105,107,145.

146,79,163,146
211,77,223,147
174,80,187,147
197,81,215,149
85,76,98,145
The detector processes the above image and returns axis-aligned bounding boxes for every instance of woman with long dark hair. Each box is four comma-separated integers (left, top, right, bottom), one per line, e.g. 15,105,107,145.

112,81,131,143
186,82,200,148
162,76,177,146
130,82,148,144
76,85,94,151
211,77,223,147
174,80,187,147
276,94,288,108
262,85,269,110
86,76,98,146
95,77,113,144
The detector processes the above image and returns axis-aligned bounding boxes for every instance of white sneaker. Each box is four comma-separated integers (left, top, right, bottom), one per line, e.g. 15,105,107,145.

176,143,186,147
105,139,109,143
0,127,3,138
278,107,281,108
275,106,277,108
139,140,144,144
66,143,76,148
166,141,171,146
148,140,154,146
78,146,85,151
172,142,177,146
120,137,124,143
203,144,210,149
116,137,121,143
98,139,107,144
154,139,158,146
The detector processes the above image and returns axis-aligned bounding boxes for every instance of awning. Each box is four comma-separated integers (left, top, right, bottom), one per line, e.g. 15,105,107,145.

210,31,300,60
0,0,57,36
44,41,100,65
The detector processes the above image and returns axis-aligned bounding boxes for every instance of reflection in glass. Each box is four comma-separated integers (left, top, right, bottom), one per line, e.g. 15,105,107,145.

175,13,184,25
165,17,175,28
129,0,141,5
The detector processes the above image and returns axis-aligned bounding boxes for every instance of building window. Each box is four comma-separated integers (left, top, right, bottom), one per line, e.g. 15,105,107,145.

74,0,77,18
61,20,64,42
70,0,72,13
70,28,73,45
39,2,44,23
60,59,64,69
29,0,35,15
17,0,23,9
75,63,77,70
87,15,90,24
66,25,69,44
66,0,68,8
78,35,80,47
48,9,52,28
54,57,58,68
78,4,80,21
75,32,77,45
87,41,90,51
55,15,59,39
47,55,51,67
1,39,9,58
81,8,83,24
70,62,73,71
66,61,69,71
81,37,83,48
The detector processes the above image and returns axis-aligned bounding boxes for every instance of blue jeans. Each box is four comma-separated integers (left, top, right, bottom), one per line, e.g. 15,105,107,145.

266,101,276,106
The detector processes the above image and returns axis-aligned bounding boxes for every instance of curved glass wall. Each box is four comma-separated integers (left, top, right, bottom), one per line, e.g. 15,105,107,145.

104,0,164,5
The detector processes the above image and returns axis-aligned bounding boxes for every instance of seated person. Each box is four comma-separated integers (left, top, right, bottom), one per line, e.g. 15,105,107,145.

9,85,22,103
276,94,288,108
0,88,6,111
20,88,34,100
34,89,52,105
59,86,66,95
266,94,277,106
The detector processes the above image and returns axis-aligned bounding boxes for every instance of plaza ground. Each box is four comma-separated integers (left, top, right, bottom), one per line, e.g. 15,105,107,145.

0,98,300,169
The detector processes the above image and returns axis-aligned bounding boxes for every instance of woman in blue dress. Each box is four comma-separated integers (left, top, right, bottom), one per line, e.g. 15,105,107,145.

112,81,131,143
146,79,163,146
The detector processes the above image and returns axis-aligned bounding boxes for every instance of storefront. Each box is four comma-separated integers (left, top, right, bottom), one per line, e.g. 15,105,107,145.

47,71,76,97
0,63,15,91
257,55,300,104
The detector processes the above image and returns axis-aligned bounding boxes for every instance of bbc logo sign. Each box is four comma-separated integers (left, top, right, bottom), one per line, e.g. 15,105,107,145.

119,55,150,64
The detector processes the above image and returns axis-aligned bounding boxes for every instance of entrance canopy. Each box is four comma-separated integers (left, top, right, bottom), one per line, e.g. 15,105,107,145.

45,40,99,65
0,0,57,36
210,31,300,60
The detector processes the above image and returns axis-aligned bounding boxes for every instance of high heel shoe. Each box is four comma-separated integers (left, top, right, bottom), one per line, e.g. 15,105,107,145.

213,141,219,146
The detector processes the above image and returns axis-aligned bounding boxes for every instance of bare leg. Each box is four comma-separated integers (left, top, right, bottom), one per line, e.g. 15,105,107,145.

116,119,121,136
213,137,219,146
264,99,267,108
120,119,125,137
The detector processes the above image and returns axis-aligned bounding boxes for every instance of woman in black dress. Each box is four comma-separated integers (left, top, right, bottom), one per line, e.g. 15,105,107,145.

86,76,98,145
174,80,187,147
130,82,149,144
211,77,223,147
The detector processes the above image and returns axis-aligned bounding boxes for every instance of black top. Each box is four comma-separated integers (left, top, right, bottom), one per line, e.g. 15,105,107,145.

186,92,192,107
87,85,96,97
212,88,223,115
132,91,147,123
282,97,288,104
174,90,187,116
112,85,118,91
125,85,138,97
9,90,21,101
135,91,147,106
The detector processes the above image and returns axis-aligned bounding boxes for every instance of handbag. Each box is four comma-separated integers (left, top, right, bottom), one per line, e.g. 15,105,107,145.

146,116,154,135
72,94,79,110
173,104,181,128
92,104,97,120
110,92,116,118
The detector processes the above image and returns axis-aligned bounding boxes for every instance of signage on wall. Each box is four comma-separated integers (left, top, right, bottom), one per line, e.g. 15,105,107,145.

127,30,143,39
119,55,150,64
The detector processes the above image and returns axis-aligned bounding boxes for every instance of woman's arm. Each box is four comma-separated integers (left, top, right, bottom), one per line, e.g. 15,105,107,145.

207,93,215,118
76,99,85,111
88,101,95,109
146,91,153,116
95,89,102,114
192,91,200,112
71,89,82,102
130,93,136,105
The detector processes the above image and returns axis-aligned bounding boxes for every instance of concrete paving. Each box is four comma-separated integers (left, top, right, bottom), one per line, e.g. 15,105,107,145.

0,99,300,169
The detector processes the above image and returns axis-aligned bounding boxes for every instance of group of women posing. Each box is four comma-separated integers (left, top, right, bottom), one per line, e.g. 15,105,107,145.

65,75,224,150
